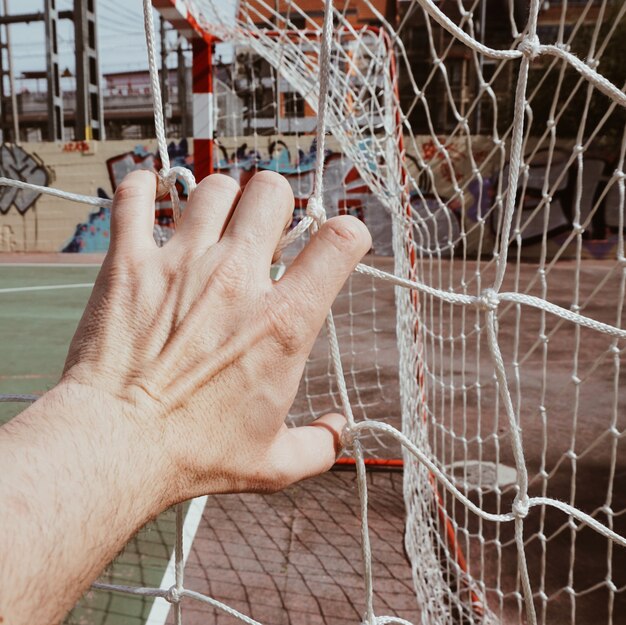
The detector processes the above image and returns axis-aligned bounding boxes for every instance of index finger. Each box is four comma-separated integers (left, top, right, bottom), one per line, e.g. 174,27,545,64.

110,170,158,254
275,216,371,330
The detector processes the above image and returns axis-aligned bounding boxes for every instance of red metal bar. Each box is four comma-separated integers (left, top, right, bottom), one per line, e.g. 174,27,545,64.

192,37,214,180
334,457,404,469
151,0,213,43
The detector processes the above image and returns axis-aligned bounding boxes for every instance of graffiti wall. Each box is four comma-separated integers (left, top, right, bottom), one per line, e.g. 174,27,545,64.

0,139,160,252
0,144,50,252
0,136,622,260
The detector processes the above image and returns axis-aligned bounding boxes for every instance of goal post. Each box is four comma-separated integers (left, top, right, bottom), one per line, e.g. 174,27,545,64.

191,36,215,181
152,0,215,180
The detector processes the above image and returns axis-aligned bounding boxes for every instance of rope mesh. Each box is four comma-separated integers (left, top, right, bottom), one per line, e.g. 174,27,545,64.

2,0,626,623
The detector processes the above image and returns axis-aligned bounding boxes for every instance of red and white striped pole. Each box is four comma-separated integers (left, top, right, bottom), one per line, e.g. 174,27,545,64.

152,1,214,181
192,37,214,181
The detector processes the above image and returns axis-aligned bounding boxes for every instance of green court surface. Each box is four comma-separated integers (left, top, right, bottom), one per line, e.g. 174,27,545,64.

0,264,180,625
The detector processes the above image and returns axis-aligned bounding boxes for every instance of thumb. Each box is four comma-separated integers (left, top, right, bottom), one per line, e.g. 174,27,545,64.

269,413,347,486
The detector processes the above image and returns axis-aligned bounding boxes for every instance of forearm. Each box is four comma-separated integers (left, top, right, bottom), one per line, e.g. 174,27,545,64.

0,383,169,625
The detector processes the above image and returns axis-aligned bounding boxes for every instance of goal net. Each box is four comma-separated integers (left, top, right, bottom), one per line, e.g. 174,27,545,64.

1,0,625,624
172,0,626,623
210,26,406,461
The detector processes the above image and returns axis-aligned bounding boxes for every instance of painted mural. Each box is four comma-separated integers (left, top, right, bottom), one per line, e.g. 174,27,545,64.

56,136,625,260
62,141,190,252
0,144,49,215
61,190,111,253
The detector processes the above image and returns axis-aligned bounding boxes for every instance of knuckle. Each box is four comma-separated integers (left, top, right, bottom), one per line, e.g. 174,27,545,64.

250,171,295,208
114,175,152,204
198,173,240,198
319,216,370,253
251,169,291,191
265,298,303,355
210,261,250,300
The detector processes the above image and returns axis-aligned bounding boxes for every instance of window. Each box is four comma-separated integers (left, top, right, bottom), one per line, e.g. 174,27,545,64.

284,91,305,118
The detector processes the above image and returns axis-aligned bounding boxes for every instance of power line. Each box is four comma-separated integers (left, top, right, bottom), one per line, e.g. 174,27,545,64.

98,0,143,25
98,14,142,31
99,0,143,19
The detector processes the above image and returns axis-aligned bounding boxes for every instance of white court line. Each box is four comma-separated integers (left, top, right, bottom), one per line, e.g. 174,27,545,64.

146,496,209,625
4,269,205,622
0,263,103,267
0,283,94,294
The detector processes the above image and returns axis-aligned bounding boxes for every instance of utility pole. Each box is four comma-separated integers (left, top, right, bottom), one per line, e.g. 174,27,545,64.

160,16,171,135
0,6,73,142
177,41,188,138
74,0,104,140
44,0,64,141
2,0,19,143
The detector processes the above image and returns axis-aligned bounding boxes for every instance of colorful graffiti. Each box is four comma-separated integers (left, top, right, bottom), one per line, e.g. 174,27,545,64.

64,141,192,253
62,136,623,260
0,144,49,215
62,189,111,253
215,139,319,182
216,138,393,254
62,141,93,154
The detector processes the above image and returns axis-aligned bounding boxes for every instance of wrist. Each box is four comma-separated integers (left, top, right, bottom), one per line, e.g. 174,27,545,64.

0,381,175,624
32,381,173,517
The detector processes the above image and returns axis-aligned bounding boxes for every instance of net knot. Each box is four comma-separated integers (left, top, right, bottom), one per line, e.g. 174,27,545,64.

518,35,541,60
341,424,357,452
478,288,500,312
166,585,182,604
306,196,327,225
614,169,625,181
512,495,530,519
587,56,599,70
158,166,198,199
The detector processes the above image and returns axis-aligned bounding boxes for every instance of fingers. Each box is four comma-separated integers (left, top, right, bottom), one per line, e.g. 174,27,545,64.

110,170,158,253
277,215,371,332
222,171,294,269
173,174,241,251
269,413,347,486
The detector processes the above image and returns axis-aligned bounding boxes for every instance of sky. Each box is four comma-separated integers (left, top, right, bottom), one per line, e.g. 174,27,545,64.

5,0,186,89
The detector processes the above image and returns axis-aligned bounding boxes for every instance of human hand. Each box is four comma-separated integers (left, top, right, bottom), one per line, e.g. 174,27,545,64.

61,169,371,505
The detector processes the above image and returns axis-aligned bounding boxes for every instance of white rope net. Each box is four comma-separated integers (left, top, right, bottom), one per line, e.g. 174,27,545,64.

2,0,626,623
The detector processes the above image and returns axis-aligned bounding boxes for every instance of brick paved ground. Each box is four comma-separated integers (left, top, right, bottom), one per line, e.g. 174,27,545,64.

177,471,418,625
